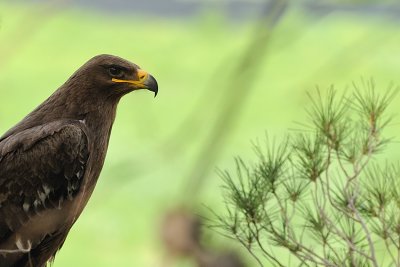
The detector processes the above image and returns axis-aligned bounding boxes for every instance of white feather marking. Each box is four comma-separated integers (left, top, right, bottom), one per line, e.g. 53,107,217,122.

42,184,51,195
36,185,52,205
23,202,30,212
15,238,31,252
38,191,46,204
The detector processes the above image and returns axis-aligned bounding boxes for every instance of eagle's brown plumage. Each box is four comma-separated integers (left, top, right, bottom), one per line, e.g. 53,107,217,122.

0,54,158,267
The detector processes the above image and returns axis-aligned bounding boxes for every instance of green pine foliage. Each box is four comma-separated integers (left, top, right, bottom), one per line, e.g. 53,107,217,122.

214,80,400,267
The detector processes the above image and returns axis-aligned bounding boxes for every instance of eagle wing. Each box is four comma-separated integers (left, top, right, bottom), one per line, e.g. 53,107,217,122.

0,120,89,249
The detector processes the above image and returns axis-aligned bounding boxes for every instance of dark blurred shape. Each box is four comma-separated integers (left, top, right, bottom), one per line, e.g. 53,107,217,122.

196,252,244,267
160,208,245,267
161,208,202,257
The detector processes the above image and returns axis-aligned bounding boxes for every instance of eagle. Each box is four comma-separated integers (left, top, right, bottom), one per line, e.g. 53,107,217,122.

0,54,158,267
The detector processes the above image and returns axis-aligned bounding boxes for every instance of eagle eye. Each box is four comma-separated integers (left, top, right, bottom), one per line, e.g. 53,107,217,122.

108,67,124,78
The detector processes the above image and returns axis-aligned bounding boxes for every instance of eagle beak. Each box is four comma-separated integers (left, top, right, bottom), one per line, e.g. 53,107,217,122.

111,69,158,97
143,74,158,97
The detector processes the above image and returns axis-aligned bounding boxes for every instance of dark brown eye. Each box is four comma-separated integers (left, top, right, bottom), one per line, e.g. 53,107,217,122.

108,67,124,78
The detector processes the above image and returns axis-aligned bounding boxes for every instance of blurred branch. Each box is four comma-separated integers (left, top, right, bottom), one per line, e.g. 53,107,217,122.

155,0,398,189
157,2,331,159
159,1,289,266
182,0,289,200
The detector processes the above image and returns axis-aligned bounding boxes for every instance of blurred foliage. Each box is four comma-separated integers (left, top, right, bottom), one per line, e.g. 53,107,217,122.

1,1,400,266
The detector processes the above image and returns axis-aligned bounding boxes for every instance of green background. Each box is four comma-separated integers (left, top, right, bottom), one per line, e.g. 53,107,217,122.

1,1,400,266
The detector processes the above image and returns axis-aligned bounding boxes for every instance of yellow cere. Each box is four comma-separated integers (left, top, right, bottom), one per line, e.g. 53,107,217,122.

111,69,149,87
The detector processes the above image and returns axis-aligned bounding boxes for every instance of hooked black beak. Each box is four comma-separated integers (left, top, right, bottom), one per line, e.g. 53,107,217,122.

111,69,159,97
143,74,158,97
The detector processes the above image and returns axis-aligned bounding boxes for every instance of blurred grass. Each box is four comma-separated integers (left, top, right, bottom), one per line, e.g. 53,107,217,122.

1,2,400,266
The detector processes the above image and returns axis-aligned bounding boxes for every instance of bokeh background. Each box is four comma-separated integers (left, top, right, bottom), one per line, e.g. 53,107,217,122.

1,0,400,266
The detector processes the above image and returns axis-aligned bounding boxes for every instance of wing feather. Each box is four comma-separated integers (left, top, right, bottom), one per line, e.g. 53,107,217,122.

0,121,89,242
